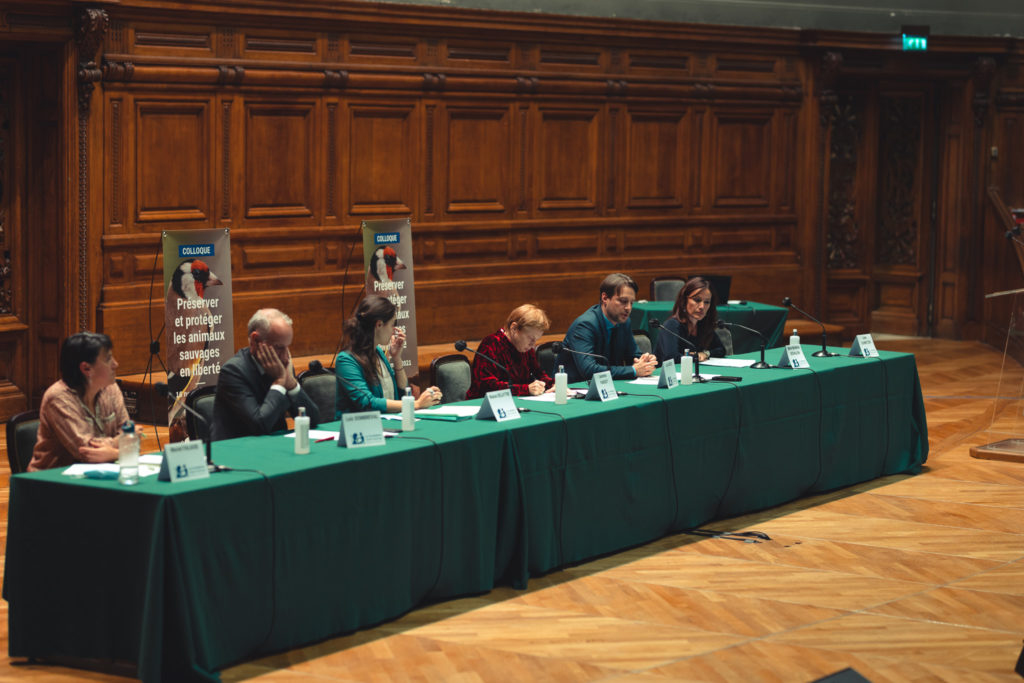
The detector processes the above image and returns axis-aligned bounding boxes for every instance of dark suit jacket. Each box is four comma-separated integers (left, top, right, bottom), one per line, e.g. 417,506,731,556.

556,304,640,382
210,348,320,441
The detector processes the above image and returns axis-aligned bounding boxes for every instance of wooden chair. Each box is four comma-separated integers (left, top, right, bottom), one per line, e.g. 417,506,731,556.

6,410,40,474
429,354,472,404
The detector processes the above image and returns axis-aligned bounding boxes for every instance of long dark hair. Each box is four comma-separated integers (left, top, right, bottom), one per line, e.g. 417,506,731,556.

59,332,113,393
670,277,719,350
343,295,396,386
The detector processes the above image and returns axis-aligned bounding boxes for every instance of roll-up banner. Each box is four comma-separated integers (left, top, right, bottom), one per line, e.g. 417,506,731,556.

162,229,234,440
362,218,419,380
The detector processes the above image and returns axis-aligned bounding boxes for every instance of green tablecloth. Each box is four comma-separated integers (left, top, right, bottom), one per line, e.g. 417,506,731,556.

631,300,788,352
4,346,928,682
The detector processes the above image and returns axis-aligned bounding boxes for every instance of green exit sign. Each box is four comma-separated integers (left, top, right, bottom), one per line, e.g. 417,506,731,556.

902,34,928,51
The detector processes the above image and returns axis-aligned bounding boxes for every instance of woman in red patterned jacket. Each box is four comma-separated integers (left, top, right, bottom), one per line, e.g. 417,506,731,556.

466,304,554,398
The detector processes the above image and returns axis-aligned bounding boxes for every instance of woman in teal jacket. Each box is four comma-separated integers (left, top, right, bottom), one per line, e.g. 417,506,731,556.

335,295,442,418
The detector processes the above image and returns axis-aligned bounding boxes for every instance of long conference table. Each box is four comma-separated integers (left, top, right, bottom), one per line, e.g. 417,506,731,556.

631,300,789,352
4,345,928,682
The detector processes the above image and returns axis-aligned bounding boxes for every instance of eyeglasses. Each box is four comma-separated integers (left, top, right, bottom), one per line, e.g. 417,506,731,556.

689,297,712,306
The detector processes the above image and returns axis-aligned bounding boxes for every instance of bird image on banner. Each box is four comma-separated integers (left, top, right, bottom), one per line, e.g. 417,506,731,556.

369,246,406,285
164,258,223,440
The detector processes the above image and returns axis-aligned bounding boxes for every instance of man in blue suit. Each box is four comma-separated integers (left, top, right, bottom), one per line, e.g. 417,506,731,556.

557,273,657,382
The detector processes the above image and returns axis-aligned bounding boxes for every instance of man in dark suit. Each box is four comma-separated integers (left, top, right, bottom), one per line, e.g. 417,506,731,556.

211,308,320,441
557,273,657,383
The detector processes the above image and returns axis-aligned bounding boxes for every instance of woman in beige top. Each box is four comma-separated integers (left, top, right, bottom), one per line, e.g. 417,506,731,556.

29,332,130,471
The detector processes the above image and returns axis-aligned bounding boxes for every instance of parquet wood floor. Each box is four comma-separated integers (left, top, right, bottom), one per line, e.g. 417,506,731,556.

1,338,1022,681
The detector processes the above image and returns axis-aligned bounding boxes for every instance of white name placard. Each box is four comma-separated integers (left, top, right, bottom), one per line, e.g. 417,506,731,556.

340,411,385,448
475,389,521,422
849,334,879,357
585,371,619,402
159,440,210,483
777,344,810,369
657,359,679,389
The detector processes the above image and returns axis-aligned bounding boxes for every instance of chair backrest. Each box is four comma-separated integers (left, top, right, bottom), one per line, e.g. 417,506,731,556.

6,410,40,474
689,274,732,302
650,276,686,302
715,327,735,356
536,341,558,377
430,354,472,404
185,386,218,442
634,331,652,355
298,365,336,421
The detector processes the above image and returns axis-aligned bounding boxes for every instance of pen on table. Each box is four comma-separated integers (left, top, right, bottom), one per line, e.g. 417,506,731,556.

315,436,336,443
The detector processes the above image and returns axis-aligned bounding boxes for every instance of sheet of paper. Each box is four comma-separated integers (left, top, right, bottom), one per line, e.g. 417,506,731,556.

285,429,338,439
519,388,586,401
63,463,161,479
702,357,759,368
416,405,480,417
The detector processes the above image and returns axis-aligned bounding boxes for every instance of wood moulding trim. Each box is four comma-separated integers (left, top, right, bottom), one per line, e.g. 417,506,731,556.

99,54,803,101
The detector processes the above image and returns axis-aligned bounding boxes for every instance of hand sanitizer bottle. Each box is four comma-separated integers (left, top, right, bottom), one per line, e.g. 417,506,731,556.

294,406,310,454
554,364,568,405
402,387,415,431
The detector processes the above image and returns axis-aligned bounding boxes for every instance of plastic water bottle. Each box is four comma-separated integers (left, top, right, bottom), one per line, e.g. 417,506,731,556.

294,406,310,454
790,328,800,347
402,386,415,431
554,364,568,405
118,421,140,485
679,355,694,385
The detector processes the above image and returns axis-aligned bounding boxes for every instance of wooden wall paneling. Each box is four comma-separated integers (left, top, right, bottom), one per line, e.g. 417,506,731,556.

243,97,319,223
533,104,603,216
0,55,28,414
934,84,968,339
345,100,418,218
709,108,773,210
128,21,217,59
442,38,514,69
134,97,214,227
217,94,238,228
623,105,688,211
440,102,515,218
241,28,320,62
870,88,930,336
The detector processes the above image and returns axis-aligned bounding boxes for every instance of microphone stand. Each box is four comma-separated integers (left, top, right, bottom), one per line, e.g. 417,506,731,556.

782,297,840,357
717,320,771,369
455,340,513,392
553,341,612,380
650,318,705,382
155,382,224,472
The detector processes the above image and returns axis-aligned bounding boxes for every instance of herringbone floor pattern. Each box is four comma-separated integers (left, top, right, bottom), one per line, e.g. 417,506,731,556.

1,338,1022,681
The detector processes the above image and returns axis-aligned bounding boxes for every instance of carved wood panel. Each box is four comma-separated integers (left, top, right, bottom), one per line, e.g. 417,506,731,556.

534,106,602,214
623,108,688,210
135,99,212,225
346,102,417,216
442,105,514,216
709,110,773,209
244,100,318,221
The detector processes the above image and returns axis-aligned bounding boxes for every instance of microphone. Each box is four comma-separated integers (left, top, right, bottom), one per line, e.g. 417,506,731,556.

552,341,610,366
649,318,704,381
155,382,224,472
781,297,840,358
455,340,512,391
717,320,771,369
